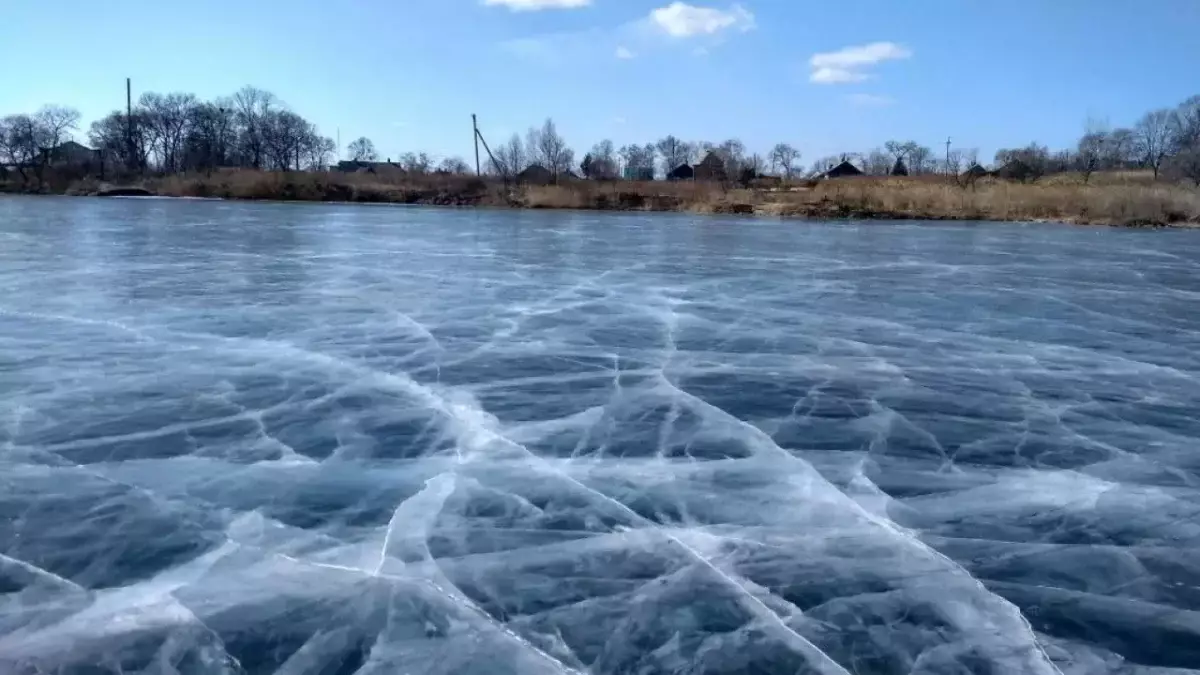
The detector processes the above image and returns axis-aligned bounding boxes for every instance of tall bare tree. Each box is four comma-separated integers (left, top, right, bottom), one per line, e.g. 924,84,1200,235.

584,139,618,179
907,145,933,174
35,106,81,156
491,133,527,177
231,86,276,169
1135,109,1174,178
1167,146,1200,186
346,137,377,162
1171,95,1200,153
769,143,800,178
863,148,890,175
655,135,691,175
527,118,574,180
716,138,747,179
437,156,470,174
400,152,432,174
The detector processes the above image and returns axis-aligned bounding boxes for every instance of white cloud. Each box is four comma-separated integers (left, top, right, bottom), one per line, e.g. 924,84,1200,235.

483,0,590,10
615,46,635,59
648,2,755,38
808,41,911,84
811,67,868,84
847,93,894,107
613,116,627,125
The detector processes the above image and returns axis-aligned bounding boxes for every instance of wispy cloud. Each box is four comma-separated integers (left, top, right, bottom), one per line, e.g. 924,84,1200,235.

647,2,755,38
500,2,754,65
847,93,894,107
483,0,590,10
809,41,911,84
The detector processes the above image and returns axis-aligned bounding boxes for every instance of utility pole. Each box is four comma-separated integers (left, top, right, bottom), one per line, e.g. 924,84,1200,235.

472,114,481,176
945,136,952,174
126,78,134,173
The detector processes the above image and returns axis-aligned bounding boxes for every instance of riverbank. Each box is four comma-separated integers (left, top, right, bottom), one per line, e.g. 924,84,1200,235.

5,169,1199,227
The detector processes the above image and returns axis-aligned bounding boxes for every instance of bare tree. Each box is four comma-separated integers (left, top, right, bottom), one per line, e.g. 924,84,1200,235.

769,143,800,178
527,118,574,180
437,156,470,174
963,148,979,170
863,148,890,175
0,115,40,182
1105,128,1136,169
491,133,527,177
1135,109,1174,179
35,106,81,156
400,152,432,174
943,148,965,176
347,137,377,162
618,143,655,177
1166,145,1200,186
691,141,716,163
1,114,48,183
1171,95,1200,153
907,145,933,175
1076,132,1106,184
716,139,746,179
230,86,276,169
994,143,1050,181
185,102,236,173
305,135,336,170
584,139,618,179
656,135,691,175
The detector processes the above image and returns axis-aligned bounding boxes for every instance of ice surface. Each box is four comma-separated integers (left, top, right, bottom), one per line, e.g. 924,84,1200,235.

2,197,1200,674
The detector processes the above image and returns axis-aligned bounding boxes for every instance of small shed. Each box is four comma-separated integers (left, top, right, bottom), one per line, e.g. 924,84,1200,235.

517,164,554,185
667,163,694,181
693,152,728,181
820,160,863,179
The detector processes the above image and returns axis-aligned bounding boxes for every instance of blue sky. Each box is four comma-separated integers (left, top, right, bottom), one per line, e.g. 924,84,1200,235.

3,0,1199,165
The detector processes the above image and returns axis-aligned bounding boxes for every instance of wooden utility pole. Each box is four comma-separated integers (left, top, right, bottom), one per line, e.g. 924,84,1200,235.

472,114,482,176
126,78,135,173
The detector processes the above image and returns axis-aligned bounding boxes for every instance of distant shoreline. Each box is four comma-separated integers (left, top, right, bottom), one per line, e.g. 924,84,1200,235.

3,169,1198,228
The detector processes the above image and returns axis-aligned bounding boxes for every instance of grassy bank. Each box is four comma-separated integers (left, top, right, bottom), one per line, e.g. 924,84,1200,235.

6,168,1199,227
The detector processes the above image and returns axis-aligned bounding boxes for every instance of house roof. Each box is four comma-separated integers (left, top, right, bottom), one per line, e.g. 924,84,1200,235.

819,160,863,178
56,140,93,152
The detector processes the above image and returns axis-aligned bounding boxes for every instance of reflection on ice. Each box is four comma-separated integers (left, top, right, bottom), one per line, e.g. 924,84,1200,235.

2,200,1200,673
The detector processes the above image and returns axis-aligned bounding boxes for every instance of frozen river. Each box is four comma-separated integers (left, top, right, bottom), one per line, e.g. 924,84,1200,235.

2,196,1200,674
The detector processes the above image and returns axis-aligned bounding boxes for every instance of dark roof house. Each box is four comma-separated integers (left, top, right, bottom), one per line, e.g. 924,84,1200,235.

334,159,404,173
49,141,96,166
693,152,728,182
667,163,694,180
819,160,864,179
516,164,554,185
963,164,990,178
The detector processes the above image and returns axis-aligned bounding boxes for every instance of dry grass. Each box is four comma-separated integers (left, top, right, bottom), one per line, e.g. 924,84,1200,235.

519,175,1199,226
139,168,505,206
10,168,1198,227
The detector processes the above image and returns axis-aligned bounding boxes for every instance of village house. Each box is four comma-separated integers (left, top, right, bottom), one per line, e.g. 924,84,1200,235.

692,152,728,182
818,160,864,179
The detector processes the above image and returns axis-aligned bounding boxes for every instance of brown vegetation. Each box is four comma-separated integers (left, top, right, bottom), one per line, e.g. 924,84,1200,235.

9,168,1190,228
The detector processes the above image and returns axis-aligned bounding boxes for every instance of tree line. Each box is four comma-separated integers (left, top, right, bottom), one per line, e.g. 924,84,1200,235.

0,86,340,185
3,87,1198,187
